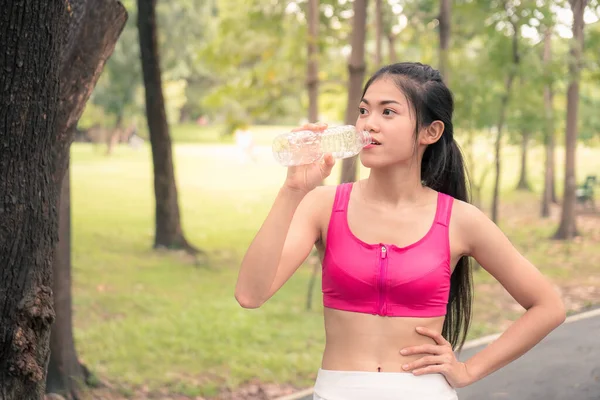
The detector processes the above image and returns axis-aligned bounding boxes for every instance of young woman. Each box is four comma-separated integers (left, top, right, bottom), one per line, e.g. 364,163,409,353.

235,62,566,400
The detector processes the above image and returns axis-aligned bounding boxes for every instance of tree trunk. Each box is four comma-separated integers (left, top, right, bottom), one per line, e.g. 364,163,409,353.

305,0,322,309
464,130,478,207
550,146,558,204
375,0,383,68
491,23,519,223
137,0,198,252
46,165,91,400
553,0,587,240
541,26,556,217
438,0,451,84
340,0,368,183
0,1,68,398
107,112,123,156
46,1,128,398
491,75,515,223
388,34,397,63
307,0,319,124
516,130,531,191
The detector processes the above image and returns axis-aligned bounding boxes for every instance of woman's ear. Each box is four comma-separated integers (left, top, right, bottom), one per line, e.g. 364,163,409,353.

419,121,444,145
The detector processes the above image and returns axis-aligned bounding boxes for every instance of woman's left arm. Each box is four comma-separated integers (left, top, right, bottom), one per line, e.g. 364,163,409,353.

401,201,566,387
456,202,566,384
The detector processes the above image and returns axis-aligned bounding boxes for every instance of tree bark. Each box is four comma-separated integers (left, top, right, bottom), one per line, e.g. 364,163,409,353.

137,0,198,252
551,154,558,204
375,0,383,68
305,0,322,309
0,1,68,398
46,165,91,400
516,130,531,191
307,0,319,124
46,1,128,398
541,26,556,217
438,0,451,84
491,22,519,223
340,0,368,183
387,34,397,63
554,0,587,239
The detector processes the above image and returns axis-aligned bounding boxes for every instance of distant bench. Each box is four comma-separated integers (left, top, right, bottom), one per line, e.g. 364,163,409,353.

576,175,597,209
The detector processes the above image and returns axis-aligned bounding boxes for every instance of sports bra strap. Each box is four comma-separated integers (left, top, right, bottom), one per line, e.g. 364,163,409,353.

434,192,454,227
333,182,353,212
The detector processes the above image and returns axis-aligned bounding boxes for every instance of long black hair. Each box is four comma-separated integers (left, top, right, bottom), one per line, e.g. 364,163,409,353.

361,62,473,351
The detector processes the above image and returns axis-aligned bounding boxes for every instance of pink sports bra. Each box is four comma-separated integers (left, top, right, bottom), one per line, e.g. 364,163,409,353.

321,183,454,318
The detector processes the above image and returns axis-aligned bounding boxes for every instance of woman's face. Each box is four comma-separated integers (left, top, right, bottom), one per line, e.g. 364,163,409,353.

356,77,419,169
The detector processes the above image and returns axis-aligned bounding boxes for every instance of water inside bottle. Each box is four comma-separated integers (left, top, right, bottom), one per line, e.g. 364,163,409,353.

320,127,367,159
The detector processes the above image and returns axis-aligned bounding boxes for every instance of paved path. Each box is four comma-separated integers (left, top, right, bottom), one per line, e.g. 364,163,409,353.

456,311,600,400
290,309,600,400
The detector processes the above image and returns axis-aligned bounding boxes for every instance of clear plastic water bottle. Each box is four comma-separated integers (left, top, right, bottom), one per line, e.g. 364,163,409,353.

272,125,372,166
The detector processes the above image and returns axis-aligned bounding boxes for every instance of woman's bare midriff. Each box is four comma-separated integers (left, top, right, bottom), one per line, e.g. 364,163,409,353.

321,307,445,373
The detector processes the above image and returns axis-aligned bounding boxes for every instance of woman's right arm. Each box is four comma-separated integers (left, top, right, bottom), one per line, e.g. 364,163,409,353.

234,185,326,308
234,123,334,308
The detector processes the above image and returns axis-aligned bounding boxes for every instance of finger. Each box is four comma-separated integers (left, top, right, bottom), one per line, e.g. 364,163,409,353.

412,364,448,376
291,122,328,133
321,153,335,176
402,355,446,372
400,344,444,356
416,327,451,346
291,123,314,132
323,153,335,166
309,122,327,132
314,122,328,131
290,125,308,132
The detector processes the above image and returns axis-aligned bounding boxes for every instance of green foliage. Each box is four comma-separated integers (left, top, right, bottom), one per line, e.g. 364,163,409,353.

157,0,216,120
198,0,306,132
580,88,600,144
87,0,142,127
81,0,600,145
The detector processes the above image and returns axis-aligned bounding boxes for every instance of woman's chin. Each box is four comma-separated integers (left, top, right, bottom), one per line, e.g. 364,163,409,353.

359,153,384,169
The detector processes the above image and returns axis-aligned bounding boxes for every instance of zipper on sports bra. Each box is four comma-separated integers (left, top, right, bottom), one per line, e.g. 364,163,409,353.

378,245,388,315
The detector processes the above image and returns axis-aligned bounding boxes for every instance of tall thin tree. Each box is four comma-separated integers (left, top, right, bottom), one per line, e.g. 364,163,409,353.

340,0,368,183
491,15,520,223
541,25,557,217
375,0,383,68
438,0,451,84
305,0,321,311
137,0,198,252
307,0,320,125
515,129,532,191
554,0,588,239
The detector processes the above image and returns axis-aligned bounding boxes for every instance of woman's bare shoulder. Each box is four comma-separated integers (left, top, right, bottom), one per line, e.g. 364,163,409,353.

308,184,338,211
447,198,488,255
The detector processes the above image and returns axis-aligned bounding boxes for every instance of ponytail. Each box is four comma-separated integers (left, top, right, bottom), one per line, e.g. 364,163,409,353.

363,62,474,351
423,138,473,352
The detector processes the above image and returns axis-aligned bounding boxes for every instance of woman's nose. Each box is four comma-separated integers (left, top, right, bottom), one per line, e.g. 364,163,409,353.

364,116,380,133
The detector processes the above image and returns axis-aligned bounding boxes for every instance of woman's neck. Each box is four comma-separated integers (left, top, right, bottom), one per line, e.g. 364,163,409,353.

362,165,429,207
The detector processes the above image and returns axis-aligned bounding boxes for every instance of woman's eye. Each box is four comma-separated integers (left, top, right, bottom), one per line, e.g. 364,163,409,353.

383,109,395,116
358,107,368,115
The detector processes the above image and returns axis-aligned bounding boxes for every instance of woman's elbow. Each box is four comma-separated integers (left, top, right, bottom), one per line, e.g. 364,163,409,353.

234,290,265,309
546,295,567,327
554,299,567,326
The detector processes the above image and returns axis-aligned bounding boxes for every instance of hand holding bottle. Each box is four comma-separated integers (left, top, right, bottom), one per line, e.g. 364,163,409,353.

283,123,335,194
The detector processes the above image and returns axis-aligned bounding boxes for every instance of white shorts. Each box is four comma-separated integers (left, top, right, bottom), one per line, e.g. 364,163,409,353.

313,368,458,400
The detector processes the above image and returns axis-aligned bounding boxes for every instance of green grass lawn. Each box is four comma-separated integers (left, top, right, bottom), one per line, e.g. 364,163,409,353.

70,125,600,398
